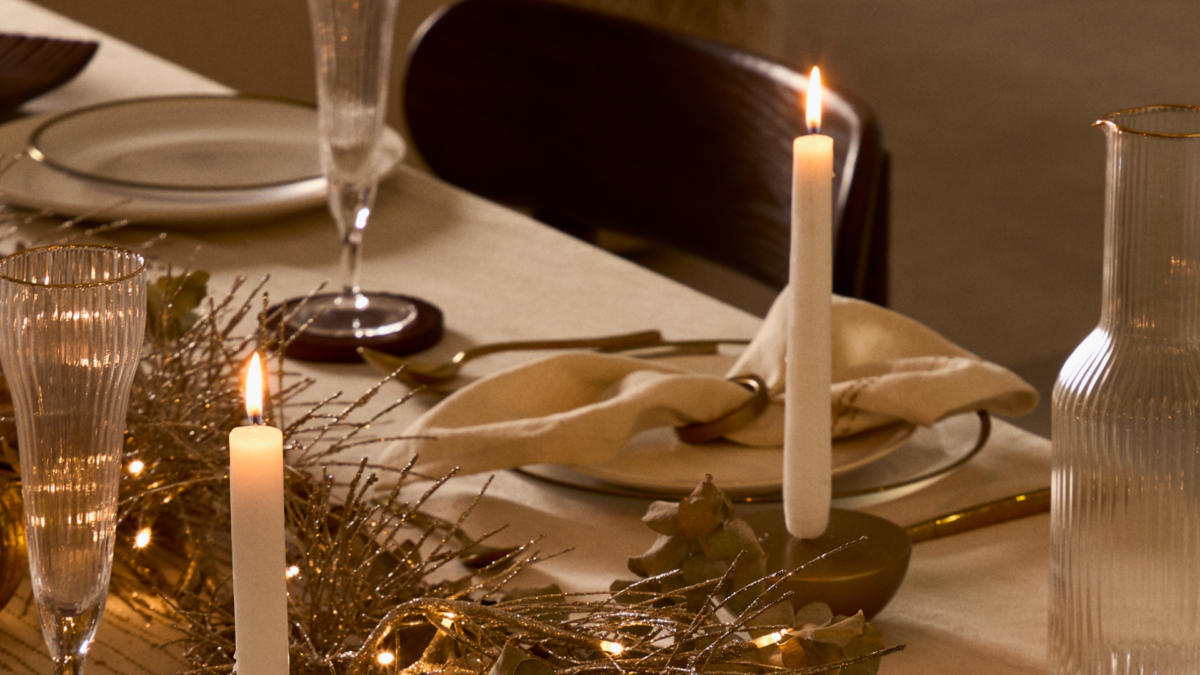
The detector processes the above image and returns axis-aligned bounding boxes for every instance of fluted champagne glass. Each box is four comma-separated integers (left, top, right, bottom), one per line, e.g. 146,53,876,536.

0,246,146,675
296,0,415,339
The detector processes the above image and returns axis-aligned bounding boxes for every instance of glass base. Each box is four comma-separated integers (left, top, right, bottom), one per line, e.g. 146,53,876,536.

287,292,416,340
39,600,104,675
268,293,443,362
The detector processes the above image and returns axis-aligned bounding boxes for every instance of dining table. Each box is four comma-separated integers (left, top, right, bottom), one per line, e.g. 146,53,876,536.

2,1,1052,673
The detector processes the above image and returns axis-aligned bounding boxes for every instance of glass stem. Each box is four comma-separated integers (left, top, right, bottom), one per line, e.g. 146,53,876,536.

53,653,87,675
330,182,377,300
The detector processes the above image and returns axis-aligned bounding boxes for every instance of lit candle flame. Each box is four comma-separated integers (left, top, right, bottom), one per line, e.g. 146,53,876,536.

245,353,265,425
806,66,823,135
752,630,786,648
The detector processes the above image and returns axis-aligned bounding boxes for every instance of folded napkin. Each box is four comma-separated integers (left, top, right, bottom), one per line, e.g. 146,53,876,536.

379,289,1038,478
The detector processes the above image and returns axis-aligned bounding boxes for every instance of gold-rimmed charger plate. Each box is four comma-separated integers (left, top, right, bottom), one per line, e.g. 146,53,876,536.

1,96,405,224
517,411,991,507
29,95,324,191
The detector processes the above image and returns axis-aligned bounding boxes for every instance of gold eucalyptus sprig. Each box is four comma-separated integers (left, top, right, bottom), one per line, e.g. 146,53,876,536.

617,476,892,674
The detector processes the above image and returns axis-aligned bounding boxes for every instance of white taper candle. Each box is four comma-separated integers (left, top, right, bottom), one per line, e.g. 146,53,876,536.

230,353,289,675
784,67,833,539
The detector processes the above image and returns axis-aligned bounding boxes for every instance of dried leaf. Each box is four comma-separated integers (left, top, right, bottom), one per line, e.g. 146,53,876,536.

641,500,682,536
700,517,764,561
608,578,661,604
796,611,867,648
730,555,767,596
677,475,729,538
489,643,554,675
794,601,835,628
839,621,886,675
681,551,725,586
780,636,839,670
460,542,523,569
629,534,688,576
503,584,564,601
146,270,209,341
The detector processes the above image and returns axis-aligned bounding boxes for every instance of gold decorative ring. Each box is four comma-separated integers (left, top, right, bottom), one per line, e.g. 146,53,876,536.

675,375,770,444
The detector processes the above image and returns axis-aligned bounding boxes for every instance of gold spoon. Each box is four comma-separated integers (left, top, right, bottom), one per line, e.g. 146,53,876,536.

361,335,755,390
746,487,1051,619
358,329,663,386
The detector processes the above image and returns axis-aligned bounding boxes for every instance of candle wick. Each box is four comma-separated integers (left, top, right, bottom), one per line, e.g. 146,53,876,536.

807,120,821,136
248,411,265,426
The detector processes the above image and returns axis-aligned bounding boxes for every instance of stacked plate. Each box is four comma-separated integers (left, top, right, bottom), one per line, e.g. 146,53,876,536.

0,95,405,224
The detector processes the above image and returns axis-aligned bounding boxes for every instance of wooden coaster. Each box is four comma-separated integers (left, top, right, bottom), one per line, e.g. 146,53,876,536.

265,294,444,363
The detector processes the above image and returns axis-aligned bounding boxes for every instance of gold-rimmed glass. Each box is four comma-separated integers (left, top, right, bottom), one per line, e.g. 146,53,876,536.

0,245,146,675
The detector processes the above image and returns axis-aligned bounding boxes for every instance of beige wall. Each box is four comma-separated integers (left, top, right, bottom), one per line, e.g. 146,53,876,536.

28,0,447,131
28,0,785,142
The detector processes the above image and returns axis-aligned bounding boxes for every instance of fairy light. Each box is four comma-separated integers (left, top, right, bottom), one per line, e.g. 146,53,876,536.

376,651,395,666
286,565,300,579
599,640,625,655
752,631,786,648
440,613,456,629
135,527,152,549
128,459,145,475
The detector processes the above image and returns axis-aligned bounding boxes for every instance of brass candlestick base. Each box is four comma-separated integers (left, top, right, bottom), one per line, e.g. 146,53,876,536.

743,508,911,620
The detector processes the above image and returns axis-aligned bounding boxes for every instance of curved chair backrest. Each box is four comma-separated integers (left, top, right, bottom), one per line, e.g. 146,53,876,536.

404,0,889,304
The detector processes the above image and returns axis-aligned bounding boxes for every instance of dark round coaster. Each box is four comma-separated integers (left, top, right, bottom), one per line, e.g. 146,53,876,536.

265,294,444,363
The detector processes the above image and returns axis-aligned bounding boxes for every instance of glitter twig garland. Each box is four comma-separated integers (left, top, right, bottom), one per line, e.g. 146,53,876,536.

0,251,897,675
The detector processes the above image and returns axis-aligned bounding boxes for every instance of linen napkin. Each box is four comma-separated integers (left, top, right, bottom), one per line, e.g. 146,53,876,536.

378,289,1038,478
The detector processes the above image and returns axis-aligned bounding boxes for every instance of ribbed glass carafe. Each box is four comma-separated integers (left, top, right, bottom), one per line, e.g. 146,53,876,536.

1050,106,1200,674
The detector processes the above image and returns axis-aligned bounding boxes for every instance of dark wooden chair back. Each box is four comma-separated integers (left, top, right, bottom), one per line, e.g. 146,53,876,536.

403,0,889,305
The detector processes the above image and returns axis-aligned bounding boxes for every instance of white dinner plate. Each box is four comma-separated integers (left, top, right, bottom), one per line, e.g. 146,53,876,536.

522,420,915,496
0,95,405,224
518,410,990,506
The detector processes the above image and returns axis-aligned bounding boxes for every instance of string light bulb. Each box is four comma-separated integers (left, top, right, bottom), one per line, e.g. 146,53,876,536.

752,631,786,648
375,651,395,666
134,527,152,549
599,640,625,655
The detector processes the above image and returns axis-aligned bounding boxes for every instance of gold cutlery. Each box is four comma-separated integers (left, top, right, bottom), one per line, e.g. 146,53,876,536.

904,486,1050,543
750,486,1052,618
358,329,663,386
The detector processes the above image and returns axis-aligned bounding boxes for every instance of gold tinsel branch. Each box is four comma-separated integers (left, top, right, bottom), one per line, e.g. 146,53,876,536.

0,256,896,675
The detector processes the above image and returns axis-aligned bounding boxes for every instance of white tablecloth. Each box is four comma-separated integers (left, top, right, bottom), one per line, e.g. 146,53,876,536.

1,2,1052,673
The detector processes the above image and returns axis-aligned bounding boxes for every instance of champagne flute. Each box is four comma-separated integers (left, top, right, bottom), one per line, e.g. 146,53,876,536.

0,245,146,675
295,0,415,339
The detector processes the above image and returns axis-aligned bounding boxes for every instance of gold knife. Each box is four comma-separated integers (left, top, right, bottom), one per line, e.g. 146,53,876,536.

905,487,1051,543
